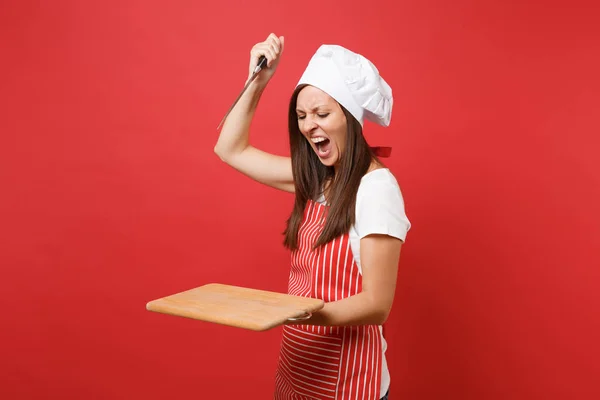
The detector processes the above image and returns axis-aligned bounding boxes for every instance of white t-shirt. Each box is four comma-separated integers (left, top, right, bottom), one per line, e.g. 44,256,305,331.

317,168,411,396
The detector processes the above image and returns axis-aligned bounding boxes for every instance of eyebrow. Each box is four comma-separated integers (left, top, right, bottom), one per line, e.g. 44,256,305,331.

296,105,329,113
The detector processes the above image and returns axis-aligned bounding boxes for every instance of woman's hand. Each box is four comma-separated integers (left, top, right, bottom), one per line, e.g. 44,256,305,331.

249,33,284,86
213,33,294,193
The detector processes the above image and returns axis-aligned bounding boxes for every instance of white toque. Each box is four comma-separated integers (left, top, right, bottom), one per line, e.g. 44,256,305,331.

297,44,393,127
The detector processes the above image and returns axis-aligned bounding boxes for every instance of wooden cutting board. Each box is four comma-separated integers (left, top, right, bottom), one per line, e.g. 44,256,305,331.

146,283,325,331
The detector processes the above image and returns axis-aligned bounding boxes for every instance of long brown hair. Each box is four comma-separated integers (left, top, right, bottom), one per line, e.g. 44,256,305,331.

283,84,379,251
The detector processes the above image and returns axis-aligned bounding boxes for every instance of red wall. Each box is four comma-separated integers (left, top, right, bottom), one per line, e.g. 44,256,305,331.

2,0,599,398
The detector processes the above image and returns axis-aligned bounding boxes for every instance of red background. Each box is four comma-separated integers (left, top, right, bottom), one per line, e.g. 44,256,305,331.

1,0,599,398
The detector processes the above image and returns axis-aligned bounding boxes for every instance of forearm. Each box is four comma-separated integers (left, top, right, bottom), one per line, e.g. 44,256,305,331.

288,291,392,327
214,80,265,160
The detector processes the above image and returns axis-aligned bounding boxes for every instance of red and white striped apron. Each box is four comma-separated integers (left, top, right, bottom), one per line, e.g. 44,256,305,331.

274,199,383,400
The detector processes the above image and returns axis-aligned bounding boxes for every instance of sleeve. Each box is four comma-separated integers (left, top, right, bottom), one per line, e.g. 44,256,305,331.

354,177,411,242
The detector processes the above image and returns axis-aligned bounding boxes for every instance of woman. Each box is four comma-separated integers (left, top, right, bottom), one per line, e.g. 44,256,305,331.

215,33,411,400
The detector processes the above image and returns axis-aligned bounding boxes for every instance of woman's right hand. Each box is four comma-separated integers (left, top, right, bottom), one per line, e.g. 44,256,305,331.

214,32,294,194
249,33,284,86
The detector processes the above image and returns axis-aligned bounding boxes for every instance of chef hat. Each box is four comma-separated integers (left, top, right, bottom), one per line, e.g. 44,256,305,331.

296,44,393,127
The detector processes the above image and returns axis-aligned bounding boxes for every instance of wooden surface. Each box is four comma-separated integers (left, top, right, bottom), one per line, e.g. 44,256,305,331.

146,283,324,331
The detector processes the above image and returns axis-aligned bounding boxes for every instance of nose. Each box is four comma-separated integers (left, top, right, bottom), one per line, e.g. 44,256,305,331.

302,115,318,134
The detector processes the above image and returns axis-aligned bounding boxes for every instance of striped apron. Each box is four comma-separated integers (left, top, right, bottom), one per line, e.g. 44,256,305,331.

274,199,383,400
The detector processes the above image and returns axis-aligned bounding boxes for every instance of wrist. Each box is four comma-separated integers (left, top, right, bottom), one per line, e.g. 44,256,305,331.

246,78,267,93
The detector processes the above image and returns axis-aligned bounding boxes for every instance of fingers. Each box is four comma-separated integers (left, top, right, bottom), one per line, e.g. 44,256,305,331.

268,33,281,53
251,33,284,68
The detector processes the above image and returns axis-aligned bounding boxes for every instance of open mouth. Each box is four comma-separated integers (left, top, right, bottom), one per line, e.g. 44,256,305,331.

311,137,332,158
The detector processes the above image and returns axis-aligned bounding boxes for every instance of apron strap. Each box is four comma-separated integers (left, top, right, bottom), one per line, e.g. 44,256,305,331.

370,146,392,158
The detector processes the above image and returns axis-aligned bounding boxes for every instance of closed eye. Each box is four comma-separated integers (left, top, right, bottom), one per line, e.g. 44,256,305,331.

296,112,329,120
